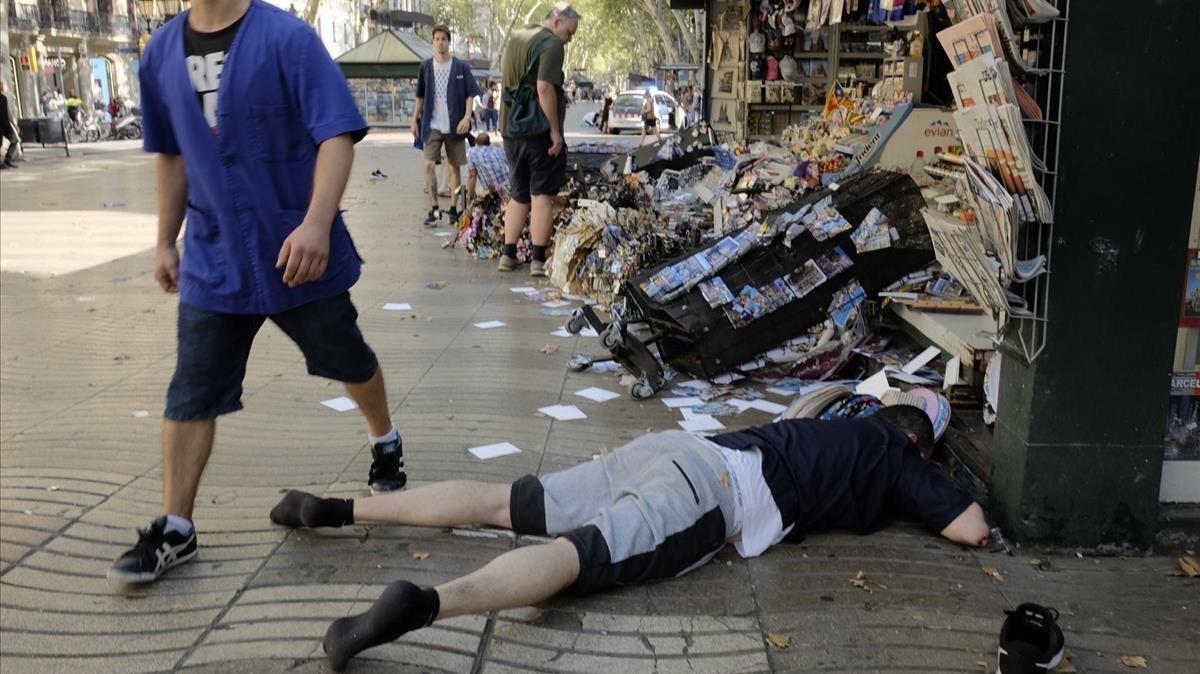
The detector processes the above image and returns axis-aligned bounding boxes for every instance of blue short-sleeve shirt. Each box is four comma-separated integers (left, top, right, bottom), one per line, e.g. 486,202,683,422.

140,1,369,314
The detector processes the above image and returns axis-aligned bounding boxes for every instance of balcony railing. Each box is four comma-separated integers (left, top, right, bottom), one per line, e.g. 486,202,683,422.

13,2,137,37
7,1,41,30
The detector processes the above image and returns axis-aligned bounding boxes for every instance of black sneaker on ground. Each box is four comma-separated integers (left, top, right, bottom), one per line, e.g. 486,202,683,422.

446,207,460,223
368,437,407,494
423,208,441,227
3,160,16,169
997,602,1065,674
107,516,197,583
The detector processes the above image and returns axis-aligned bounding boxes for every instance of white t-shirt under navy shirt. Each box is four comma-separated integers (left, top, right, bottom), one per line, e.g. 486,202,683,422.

431,59,452,133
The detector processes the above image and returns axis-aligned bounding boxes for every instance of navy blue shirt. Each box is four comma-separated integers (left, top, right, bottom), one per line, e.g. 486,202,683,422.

141,1,369,315
415,57,480,142
710,417,973,542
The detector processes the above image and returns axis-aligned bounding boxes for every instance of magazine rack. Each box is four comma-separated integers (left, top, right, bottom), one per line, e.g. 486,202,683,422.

1007,0,1069,364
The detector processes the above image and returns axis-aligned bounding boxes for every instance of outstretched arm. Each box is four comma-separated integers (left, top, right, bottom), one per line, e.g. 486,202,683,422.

940,502,990,547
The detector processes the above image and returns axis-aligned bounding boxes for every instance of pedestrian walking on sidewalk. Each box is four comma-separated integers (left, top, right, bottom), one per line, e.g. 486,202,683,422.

496,2,581,276
0,82,20,169
108,0,408,585
638,90,661,146
413,25,479,227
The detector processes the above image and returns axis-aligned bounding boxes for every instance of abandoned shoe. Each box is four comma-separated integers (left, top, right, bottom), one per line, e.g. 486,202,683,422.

997,603,1064,674
108,516,197,583
529,260,547,277
497,254,519,272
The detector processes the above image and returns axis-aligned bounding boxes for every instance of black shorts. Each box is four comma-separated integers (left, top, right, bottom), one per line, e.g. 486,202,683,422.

164,292,378,421
503,132,567,204
644,117,658,130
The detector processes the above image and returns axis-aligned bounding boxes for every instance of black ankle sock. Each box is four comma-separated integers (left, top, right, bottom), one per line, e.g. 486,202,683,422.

502,243,518,258
269,490,354,529
323,580,440,672
531,245,547,262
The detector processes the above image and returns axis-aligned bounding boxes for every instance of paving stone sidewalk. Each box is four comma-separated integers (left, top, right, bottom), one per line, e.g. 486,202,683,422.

1,138,1197,673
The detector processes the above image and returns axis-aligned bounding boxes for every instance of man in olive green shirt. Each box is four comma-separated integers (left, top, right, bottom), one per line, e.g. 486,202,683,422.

496,3,581,277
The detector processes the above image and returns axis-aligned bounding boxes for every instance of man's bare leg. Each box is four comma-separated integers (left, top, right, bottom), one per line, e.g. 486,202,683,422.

503,199,531,245
269,480,511,529
447,163,462,205
529,194,554,246
323,538,579,671
343,367,391,438
424,160,439,210
162,419,216,520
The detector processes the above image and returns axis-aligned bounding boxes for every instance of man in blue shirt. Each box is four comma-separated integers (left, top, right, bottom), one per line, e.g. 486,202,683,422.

270,406,990,671
108,0,408,585
413,25,479,226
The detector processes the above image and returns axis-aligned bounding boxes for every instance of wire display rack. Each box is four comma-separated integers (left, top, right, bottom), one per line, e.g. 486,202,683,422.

1007,0,1069,364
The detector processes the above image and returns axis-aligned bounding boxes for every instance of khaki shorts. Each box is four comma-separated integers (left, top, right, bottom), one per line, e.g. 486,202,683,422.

423,129,467,166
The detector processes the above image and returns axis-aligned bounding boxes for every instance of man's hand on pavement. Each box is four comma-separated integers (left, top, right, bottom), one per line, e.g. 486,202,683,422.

154,245,180,293
548,130,564,157
276,220,331,287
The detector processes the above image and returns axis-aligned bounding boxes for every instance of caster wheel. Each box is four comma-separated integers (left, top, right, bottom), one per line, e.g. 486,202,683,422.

630,380,656,400
567,354,593,372
566,311,586,335
601,325,624,351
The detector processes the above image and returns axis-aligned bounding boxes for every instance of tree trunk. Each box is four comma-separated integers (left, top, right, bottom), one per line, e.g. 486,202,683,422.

637,0,682,64
668,5,702,64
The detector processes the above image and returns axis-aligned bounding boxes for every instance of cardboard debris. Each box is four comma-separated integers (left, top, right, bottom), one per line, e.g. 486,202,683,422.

412,552,430,561
981,566,1004,581
766,633,792,650
1179,554,1199,578
1118,655,1148,669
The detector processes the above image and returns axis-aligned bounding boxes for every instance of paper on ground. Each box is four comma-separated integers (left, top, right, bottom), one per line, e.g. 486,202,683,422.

575,387,621,403
677,379,713,390
432,231,453,237
765,386,795,396
887,369,936,385
662,397,704,408
321,396,358,412
474,320,507,329
901,346,941,374
678,415,726,432
855,370,893,398
468,442,522,460
382,303,412,311
538,404,588,421
727,398,755,412
580,327,599,338
550,327,573,337
542,300,572,308
132,410,150,418
748,400,787,415
943,357,961,390
564,293,585,301
510,287,538,293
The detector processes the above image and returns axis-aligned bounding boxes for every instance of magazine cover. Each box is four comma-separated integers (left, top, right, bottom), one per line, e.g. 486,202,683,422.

1165,371,1200,460
1179,249,1200,328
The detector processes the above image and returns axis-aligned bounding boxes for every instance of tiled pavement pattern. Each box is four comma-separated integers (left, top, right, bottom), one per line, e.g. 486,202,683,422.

2,135,1198,673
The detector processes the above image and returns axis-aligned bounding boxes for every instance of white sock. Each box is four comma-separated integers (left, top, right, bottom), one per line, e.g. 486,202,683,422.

165,514,194,535
370,426,400,447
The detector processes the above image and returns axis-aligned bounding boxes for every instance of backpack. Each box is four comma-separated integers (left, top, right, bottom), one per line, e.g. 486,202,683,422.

502,35,557,137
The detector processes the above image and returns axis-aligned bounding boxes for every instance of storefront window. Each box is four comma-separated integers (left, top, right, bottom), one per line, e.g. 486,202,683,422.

350,77,416,127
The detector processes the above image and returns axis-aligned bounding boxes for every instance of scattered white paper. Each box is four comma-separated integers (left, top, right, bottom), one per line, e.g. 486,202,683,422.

564,293,585,301
432,231,453,237
590,361,621,373
510,287,538,293
679,415,727,432
321,396,359,412
580,327,599,338
574,387,620,403
474,320,507,329
943,356,961,390
542,300,572,308
538,404,588,421
902,346,941,374
829,182,841,191
888,369,936,385
662,397,704,408
382,303,412,311
765,387,795,396
677,379,713,390
468,442,523,460
550,327,573,337
727,398,755,412
855,371,893,398
132,410,150,418
711,373,745,385
748,400,787,415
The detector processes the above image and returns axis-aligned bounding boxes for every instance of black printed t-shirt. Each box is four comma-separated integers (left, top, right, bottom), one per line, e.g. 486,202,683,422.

184,11,247,133
709,417,973,542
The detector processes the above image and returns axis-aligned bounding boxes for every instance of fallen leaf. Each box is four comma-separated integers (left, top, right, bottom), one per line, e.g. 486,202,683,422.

540,343,560,355
1179,554,1199,578
849,570,873,593
766,633,791,649
982,566,1004,581
1118,655,1148,669
975,661,989,673
412,552,431,561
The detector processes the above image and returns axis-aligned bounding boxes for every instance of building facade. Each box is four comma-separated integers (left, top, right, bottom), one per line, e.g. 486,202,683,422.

4,0,143,118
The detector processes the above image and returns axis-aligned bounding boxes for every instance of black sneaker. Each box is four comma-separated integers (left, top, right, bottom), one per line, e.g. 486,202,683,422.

2,160,16,169
107,516,197,583
446,207,460,223
423,208,441,227
368,437,407,494
997,603,1065,674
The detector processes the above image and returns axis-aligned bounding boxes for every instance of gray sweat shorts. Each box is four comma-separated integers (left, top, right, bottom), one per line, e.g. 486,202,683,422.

510,431,736,594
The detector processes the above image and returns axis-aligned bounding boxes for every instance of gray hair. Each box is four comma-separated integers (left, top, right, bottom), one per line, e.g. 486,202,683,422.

545,3,582,21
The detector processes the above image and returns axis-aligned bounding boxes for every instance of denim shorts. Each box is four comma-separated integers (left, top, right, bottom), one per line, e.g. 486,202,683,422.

164,292,379,421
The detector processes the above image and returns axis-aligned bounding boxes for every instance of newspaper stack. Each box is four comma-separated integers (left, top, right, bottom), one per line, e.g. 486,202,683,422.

921,208,1013,322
